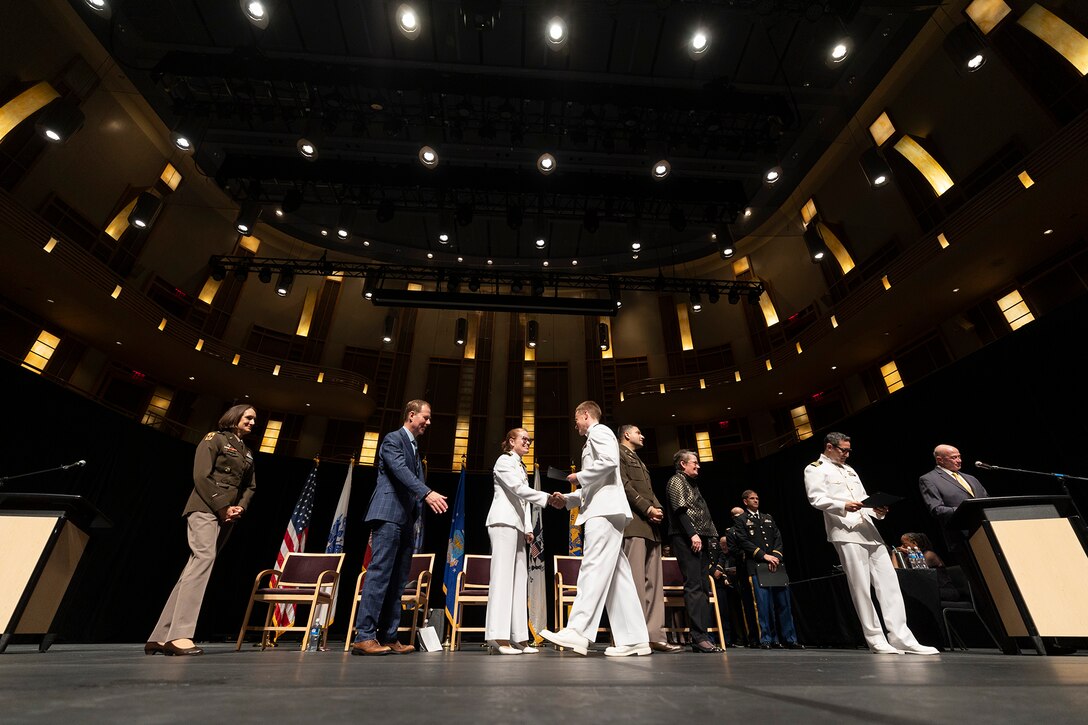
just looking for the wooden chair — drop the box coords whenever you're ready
[449,554,491,651]
[661,556,727,648]
[235,552,344,651]
[343,552,435,651]
[552,555,609,643]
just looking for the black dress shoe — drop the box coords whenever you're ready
[691,641,725,653]
[785,642,805,650]
[759,643,772,650]
[163,641,204,656]
[771,642,784,649]
[746,642,761,649]
[144,642,164,655]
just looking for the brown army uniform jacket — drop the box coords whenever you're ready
[183,431,257,516]
[620,446,663,542]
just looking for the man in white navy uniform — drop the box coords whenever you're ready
[804,432,939,655]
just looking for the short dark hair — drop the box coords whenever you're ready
[673,449,697,471]
[618,424,637,438]
[741,489,757,501]
[903,532,934,551]
[403,399,430,421]
[824,432,850,447]
[218,404,255,433]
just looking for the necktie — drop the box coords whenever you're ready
[952,471,974,496]
[411,439,420,475]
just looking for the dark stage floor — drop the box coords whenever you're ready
[2,643,1087,723]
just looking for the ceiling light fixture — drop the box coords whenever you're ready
[535,237,546,249]
[689,29,710,58]
[234,201,261,234]
[128,192,161,230]
[396,4,421,39]
[84,0,111,16]
[546,17,568,48]
[859,147,892,188]
[240,0,270,29]
[35,98,84,144]
[651,159,672,179]
[418,145,439,169]
[537,152,557,175]
[763,165,783,185]
[828,38,852,64]
[275,269,294,297]
[945,23,988,73]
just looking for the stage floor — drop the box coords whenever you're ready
[2,643,1087,723]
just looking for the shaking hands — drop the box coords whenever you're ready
[548,491,568,509]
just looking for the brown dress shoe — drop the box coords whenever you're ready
[163,641,204,656]
[144,642,164,655]
[382,641,414,655]
[350,640,391,656]
[649,641,684,653]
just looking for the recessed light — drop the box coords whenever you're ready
[1044,229,1053,235]
[115,341,122,345]
[457,256,463,262]
[189,376,195,380]
[953,287,960,293]
[831,365,837,370]
[778,392,783,395]
[543,260,550,267]
[426,252,433,259]
[571,260,578,266]
[321,229,328,236]
[47,298,54,303]
[744,208,752,218]
[305,403,311,407]
[363,240,370,246]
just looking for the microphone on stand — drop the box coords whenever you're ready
[61,460,87,470]
[975,461,993,470]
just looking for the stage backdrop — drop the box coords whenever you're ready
[1,293,1086,643]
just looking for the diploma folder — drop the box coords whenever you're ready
[547,466,570,482]
[755,562,789,587]
[861,492,903,508]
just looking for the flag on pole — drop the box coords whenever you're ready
[568,462,582,556]
[442,467,467,626]
[272,459,320,634]
[319,458,354,626]
[527,466,547,642]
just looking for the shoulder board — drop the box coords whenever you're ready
[204,432,216,441]
[808,460,822,467]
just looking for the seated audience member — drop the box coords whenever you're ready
[897,532,945,568]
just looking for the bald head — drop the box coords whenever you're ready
[730,506,744,518]
[934,444,962,472]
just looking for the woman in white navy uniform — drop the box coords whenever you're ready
[485,428,550,654]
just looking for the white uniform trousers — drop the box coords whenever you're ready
[565,515,649,647]
[485,525,530,642]
[833,541,922,650]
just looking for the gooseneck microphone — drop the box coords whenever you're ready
[975,461,993,470]
[61,460,87,470]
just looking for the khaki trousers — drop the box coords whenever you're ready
[150,511,232,642]
[622,536,666,643]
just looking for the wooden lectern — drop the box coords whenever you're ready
[0,493,110,653]
[951,495,1088,655]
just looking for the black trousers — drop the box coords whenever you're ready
[671,534,713,642]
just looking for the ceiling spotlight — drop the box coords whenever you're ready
[170,121,199,153]
[690,290,703,312]
[455,317,468,345]
[383,314,395,343]
[546,17,568,48]
[275,269,294,297]
[234,201,261,234]
[438,232,450,244]
[258,266,273,284]
[728,289,741,305]
[804,225,827,262]
[281,189,303,215]
[35,98,84,144]
[527,319,538,348]
[537,152,557,175]
[128,192,161,230]
[363,273,379,300]
[418,145,439,169]
[337,206,355,239]
[84,0,111,16]
[598,322,610,351]
[716,224,735,259]
[652,160,672,179]
[689,29,710,58]
[945,23,988,73]
[535,237,546,249]
[859,147,892,189]
[763,165,782,185]
[396,4,421,39]
[828,38,853,65]
[297,117,321,160]
[744,208,753,218]
[241,0,269,29]
[631,241,641,252]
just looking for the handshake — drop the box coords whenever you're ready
[547,491,568,509]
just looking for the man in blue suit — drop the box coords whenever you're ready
[351,400,448,656]
[918,444,988,558]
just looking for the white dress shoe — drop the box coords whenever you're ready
[604,643,652,657]
[902,644,940,656]
[540,629,589,655]
[486,640,522,655]
[870,643,903,654]
[514,642,539,654]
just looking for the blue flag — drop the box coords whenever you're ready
[443,468,467,625]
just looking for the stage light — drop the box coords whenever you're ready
[728,289,741,305]
[537,152,557,175]
[598,323,611,352]
[707,286,720,304]
[461,1,500,30]
[337,206,355,239]
[363,274,378,300]
[35,98,84,143]
[690,290,702,312]
[234,201,260,234]
[233,264,249,281]
[652,160,671,179]
[468,276,480,292]
[210,261,226,281]
[859,147,892,188]
[535,237,546,249]
[527,320,538,348]
[84,0,111,17]
[804,225,827,262]
[128,192,161,229]
[281,189,303,215]
[828,38,852,64]
[418,145,439,169]
[438,232,450,244]
[297,117,321,160]
[511,279,523,293]
[716,224,735,258]
[631,241,641,252]
[455,317,467,345]
[531,278,545,297]
[170,122,198,153]
[764,165,782,185]
[945,23,988,73]
[397,4,421,39]
[546,17,568,48]
[258,266,273,284]
[383,314,395,343]
[689,29,710,58]
[748,288,762,305]
[241,0,269,29]
[275,269,294,297]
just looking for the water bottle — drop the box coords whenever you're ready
[307,622,321,652]
[910,547,926,569]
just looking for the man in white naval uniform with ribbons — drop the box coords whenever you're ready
[804,431,939,656]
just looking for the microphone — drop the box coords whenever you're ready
[62,460,87,470]
[975,461,993,470]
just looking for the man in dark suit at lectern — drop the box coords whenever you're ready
[918,444,988,558]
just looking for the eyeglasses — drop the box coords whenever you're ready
[519,437,533,445]
[832,444,852,455]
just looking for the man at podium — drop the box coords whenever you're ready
[918,444,988,559]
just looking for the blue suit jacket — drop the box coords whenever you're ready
[365,427,431,525]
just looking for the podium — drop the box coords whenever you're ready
[0,493,110,653]
[951,495,1088,654]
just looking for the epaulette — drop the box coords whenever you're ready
[204,432,216,441]
[808,460,822,467]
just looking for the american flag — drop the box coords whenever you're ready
[271,461,320,632]
[527,466,547,641]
